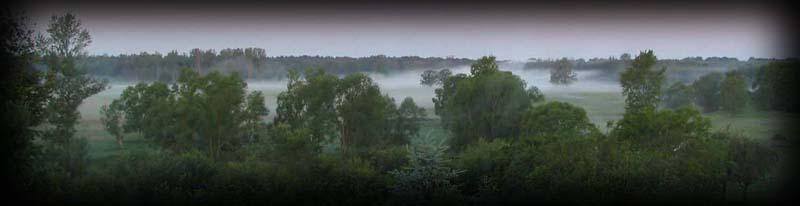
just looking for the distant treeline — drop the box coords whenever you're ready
[74,48,474,81]
[525,54,777,81]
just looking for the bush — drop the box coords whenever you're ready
[519,101,600,141]
[454,138,511,199]
[363,146,410,173]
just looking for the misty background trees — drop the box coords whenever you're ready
[82,51,474,81]
[550,57,577,84]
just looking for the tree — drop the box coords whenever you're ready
[390,97,426,145]
[275,69,414,152]
[172,69,258,160]
[527,86,545,103]
[619,50,665,114]
[274,68,339,146]
[1,10,49,200]
[110,68,267,160]
[36,13,107,177]
[100,102,124,147]
[751,61,799,113]
[720,70,748,114]
[243,91,269,143]
[432,56,534,150]
[620,53,632,61]
[663,82,695,110]
[115,82,173,147]
[519,101,600,141]
[692,72,723,113]
[420,69,453,86]
[336,73,397,151]
[550,58,577,85]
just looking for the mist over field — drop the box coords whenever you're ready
[86,64,625,120]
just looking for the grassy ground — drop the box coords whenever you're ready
[705,106,799,140]
[544,91,626,133]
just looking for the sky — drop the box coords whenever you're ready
[20,1,796,60]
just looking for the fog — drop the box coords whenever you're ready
[99,65,623,117]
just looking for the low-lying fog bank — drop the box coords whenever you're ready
[89,65,626,120]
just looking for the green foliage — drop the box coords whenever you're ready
[720,70,748,114]
[692,72,723,112]
[433,56,534,150]
[527,86,545,103]
[115,82,172,145]
[454,138,511,201]
[612,107,711,150]
[752,61,799,112]
[276,69,421,152]
[550,57,577,84]
[259,123,319,162]
[662,82,695,110]
[619,50,665,113]
[389,97,426,145]
[336,73,398,150]
[726,136,777,200]
[274,68,339,144]
[100,102,124,147]
[363,146,410,173]
[37,12,108,178]
[519,101,600,140]
[389,138,463,204]
[0,11,47,200]
[110,69,267,160]
[243,91,269,143]
[173,69,250,160]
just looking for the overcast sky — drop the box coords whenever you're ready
[21,1,794,60]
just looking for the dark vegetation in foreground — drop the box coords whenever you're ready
[3,12,799,204]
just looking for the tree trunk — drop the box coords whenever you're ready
[117,137,124,148]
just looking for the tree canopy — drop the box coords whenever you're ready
[432,56,539,150]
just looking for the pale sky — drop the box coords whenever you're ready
[22,1,793,60]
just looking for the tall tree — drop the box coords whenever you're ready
[109,69,267,160]
[36,13,107,177]
[720,70,748,114]
[100,102,124,147]
[336,73,397,151]
[692,72,723,113]
[243,91,269,143]
[619,50,665,114]
[432,56,535,150]
[274,68,340,146]
[1,10,48,200]
[389,97,426,145]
